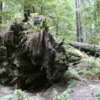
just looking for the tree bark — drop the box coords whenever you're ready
[56,18,59,35]
[0,2,2,24]
[40,0,44,15]
[69,42,100,57]
[0,15,69,90]
[75,0,83,42]
[23,4,35,22]
[24,0,35,17]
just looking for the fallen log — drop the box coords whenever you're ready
[68,42,100,57]
[0,15,69,90]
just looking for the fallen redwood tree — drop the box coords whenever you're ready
[0,15,69,90]
[69,42,100,57]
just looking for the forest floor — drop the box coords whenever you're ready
[0,50,100,100]
[0,78,100,100]
[0,68,100,100]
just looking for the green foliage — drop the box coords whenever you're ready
[66,69,82,80]
[23,15,48,34]
[0,0,100,43]
[79,56,100,77]
[0,45,6,49]
[0,0,75,41]
[81,0,100,44]
[90,84,100,100]
[52,89,70,100]
[0,0,23,23]
[0,89,23,100]
[82,56,100,68]
[35,94,44,100]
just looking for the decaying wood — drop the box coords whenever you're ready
[0,15,69,90]
[69,42,100,57]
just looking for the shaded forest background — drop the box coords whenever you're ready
[0,0,100,44]
[0,0,100,100]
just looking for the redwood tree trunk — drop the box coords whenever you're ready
[0,2,2,24]
[75,0,83,42]
[56,18,59,35]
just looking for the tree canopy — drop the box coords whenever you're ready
[0,0,100,44]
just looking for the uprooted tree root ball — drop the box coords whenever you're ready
[0,15,69,91]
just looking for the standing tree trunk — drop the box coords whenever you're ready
[56,18,59,35]
[40,0,45,15]
[32,6,35,13]
[75,0,83,42]
[41,7,44,15]
[0,2,2,24]
[24,0,35,17]
[24,6,35,17]
[23,4,35,22]
[24,6,31,17]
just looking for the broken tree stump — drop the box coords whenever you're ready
[0,15,69,90]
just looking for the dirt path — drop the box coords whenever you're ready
[71,81,100,100]
[0,86,13,98]
[0,81,100,100]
